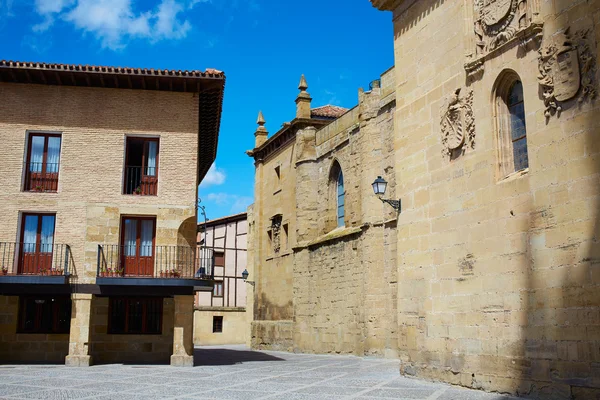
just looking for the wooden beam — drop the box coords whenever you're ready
[8,69,17,82]
[70,72,76,86]
[113,76,119,88]
[85,74,91,86]
[127,75,132,89]
[23,69,32,83]
[99,74,105,88]
[183,79,187,92]
[39,71,47,84]
[155,78,160,90]
[55,71,62,85]
[141,77,146,89]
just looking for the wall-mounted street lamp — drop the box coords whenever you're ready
[372,176,401,212]
[241,269,255,287]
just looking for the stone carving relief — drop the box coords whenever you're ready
[440,89,475,159]
[271,215,282,254]
[467,0,542,80]
[538,27,597,118]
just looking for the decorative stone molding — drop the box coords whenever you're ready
[295,126,317,164]
[538,27,597,118]
[440,89,475,159]
[466,0,542,81]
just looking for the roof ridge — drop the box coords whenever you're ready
[0,60,224,78]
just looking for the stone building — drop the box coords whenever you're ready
[247,70,398,356]
[194,212,250,345]
[248,0,600,397]
[0,60,225,366]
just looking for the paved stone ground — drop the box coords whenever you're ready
[0,345,520,400]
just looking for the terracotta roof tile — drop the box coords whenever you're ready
[0,60,224,78]
[311,104,349,119]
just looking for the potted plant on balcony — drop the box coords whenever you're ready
[116,267,124,277]
[134,186,142,195]
[34,184,44,192]
[39,267,47,276]
[1,266,7,275]
[160,270,165,278]
[173,269,181,278]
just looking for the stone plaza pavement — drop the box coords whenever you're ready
[0,345,520,400]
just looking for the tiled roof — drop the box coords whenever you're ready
[0,60,224,78]
[311,105,349,119]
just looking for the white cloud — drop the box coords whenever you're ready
[200,163,226,188]
[32,0,199,50]
[206,192,231,205]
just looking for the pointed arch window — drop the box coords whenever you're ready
[337,170,345,227]
[495,72,529,178]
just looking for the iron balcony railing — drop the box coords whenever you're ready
[123,166,157,195]
[24,162,60,192]
[0,242,71,276]
[97,244,214,279]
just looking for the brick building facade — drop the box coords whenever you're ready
[0,60,224,366]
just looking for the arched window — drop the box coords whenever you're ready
[495,71,528,178]
[337,170,345,227]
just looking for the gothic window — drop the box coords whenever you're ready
[337,170,345,227]
[495,71,529,178]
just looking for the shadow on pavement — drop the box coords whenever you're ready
[194,347,284,366]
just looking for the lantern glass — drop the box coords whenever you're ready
[372,176,387,196]
[241,269,249,281]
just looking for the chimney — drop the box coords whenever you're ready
[295,74,312,119]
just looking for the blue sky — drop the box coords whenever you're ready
[0,0,393,221]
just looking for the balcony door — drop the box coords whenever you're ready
[25,134,61,192]
[19,214,55,274]
[121,216,155,277]
[124,138,159,195]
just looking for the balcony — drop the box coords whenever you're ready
[23,162,59,192]
[96,245,214,292]
[0,242,71,285]
[123,166,157,195]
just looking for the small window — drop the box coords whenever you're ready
[109,297,162,334]
[214,251,225,267]
[213,281,224,297]
[124,137,159,195]
[495,72,528,178]
[337,170,345,227]
[274,165,281,181]
[24,133,61,192]
[283,223,289,250]
[213,316,223,333]
[18,296,71,334]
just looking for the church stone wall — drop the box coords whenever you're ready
[378,0,600,397]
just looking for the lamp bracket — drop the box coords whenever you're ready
[380,198,401,212]
[244,280,256,287]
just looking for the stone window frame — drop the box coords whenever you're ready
[493,69,529,180]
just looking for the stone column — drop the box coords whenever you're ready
[170,295,194,367]
[65,293,92,367]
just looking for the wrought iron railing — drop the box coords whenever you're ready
[97,244,214,279]
[0,242,70,276]
[123,166,157,195]
[23,162,60,192]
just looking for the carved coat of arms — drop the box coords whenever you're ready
[479,0,514,28]
[538,27,597,118]
[441,89,475,159]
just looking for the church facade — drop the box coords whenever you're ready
[248,0,600,398]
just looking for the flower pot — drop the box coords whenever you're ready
[2,270,7,276]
